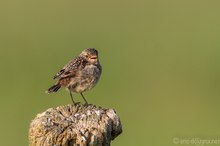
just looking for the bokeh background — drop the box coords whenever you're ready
[0,0,220,145]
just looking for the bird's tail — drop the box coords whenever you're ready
[46,84,61,93]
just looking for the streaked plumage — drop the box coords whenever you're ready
[46,48,102,104]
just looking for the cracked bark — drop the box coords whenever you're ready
[29,103,122,146]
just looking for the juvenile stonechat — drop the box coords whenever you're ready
[46,48,102,104]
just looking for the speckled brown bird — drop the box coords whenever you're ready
[46,48,102,104]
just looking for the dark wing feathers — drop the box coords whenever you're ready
[53,57,86,80]
[53,69,65,79]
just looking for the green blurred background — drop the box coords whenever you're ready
[1,0,220,145]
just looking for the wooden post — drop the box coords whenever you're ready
[29,103,122,146]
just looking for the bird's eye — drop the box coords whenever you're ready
[86,55,89,58]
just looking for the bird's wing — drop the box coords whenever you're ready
[53,57,86,80]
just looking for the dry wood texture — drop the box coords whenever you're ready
[29,103,122,146]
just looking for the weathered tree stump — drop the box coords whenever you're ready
[29,103,122,146]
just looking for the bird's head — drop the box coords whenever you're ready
[80,48,99,63]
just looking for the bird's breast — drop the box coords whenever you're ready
[83,64,101,81]
[68,63,101,93]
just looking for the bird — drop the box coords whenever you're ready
[46,48,102,105]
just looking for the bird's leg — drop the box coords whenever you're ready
[69,91,75,105]
[80,93,88,105]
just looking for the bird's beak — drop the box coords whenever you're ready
[90,56,97,59]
